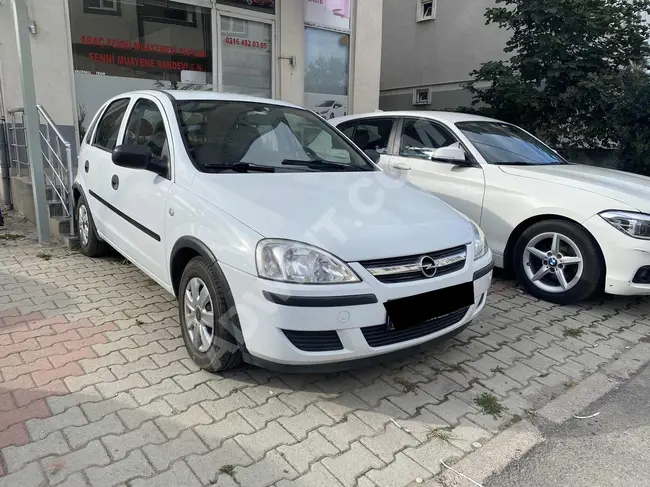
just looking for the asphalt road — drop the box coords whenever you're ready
[486,363,650,487]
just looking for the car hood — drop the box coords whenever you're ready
[191,171,473,262]
[498,164,650,212]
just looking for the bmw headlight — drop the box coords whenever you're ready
[600,211,650,240]
[256,239,360,284]
[471,222,489,260]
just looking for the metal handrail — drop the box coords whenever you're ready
[6,105,75,232]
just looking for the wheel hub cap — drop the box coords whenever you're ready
[522,232,584,294]
[183,277,214,353]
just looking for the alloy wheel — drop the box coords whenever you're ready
[78,204,90,247]
[523,232,584,294]
[183,277,215,353]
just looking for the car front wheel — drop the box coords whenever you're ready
[178,257,242,373]
[513,219,603,304]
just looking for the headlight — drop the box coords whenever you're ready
[256,239,360,284]
[471,222,489,260]
[600,211,650,240]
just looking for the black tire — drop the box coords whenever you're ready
[76,194,107,258]
[513,219,603,304]
[178,257,243,373]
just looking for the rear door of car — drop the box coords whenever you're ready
[82,97,131,238]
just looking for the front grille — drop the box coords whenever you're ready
[362,307,469,348]
[360,245,467,283]
[282,329,343,352]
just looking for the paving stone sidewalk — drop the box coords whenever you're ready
[1,212,649,487]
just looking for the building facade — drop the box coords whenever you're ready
[379,0,507,111]
[0,0,383,154]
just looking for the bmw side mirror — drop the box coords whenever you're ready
[364,149,381,164]
[112,144,167,177]
[432,146,468,165]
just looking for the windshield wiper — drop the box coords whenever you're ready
[202,163,276,173]
[282,159,369,171]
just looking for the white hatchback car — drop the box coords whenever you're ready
[73,91,493,372]
[332,111,650,304]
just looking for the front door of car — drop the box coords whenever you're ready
[389,117,486,224]
[105,96,173,283]
[82,98,131,237]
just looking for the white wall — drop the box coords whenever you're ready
[351,0,382,113]
[0,0,76,127]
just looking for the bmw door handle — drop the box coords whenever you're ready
[111,174,119,190]
[391,162,412,171]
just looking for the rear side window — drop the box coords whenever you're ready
[337,121,356,139]
[93,98,130,152]
[354,119,395,154]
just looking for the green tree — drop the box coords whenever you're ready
[463,0,650,149]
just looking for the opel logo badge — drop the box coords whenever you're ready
[419,256,437,278]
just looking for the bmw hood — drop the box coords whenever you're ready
[499,164,650,212]
[191,171,474,262]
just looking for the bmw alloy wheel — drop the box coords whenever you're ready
[183,277,215,353]
[523,232,584,294]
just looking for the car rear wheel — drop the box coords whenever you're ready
[76,194,107,257]
[179,256,242,373]
[513,219,603,304]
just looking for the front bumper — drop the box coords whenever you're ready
[584,214,650,296]
[220,252,493,369]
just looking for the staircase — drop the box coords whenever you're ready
[6,105,75,239]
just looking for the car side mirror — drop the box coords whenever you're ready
[432,146,468,165]
[112,144,167,177]
[364,149,381,164]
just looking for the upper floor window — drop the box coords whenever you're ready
[417,0,436,22]
[83,0,120,16]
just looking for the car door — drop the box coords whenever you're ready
[104,96,173,283]
[389,117,486,224]
[337,118,398,168]
[81,98,131,237]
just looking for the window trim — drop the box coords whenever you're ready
[92,98,131,153]
[83,0,121,17]
[412,87,431,106]
[416,0,437,22]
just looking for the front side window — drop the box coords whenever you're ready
[93,98,130,151]
[400,118,457,159]
[354,119,395,154]
[175,100,375,173]
[124,99,169,160]
[337,121,356,139]
[456,121,566,165]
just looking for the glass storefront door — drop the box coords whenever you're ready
[217,12,274,98]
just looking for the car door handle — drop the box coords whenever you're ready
[391,163,412,171]
[111,174,119,190]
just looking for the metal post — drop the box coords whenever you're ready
[11,0,50,244]
[0,121,12,208]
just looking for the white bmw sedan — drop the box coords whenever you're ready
[332,111,650,304]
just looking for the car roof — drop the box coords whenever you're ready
[117,90,305,110]
[331,110,501,125]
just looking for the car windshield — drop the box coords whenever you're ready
[455,121,567,165]
[317,101,336,107]
[176,100,374,173]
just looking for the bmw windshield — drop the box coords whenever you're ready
[456,121,567,166]
[176,100,375,173]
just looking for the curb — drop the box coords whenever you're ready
[421,341,650,487]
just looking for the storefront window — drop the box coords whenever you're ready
[217,0,275,15]
[69,0,213,136]
[304,27,349,120]
[219,15,272,97]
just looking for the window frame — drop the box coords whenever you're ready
[92,98,131,153]
[412,87,431,106]
[416,0,436,22]
[397,117,477,164]
[83,0,121,17]
[119,96,173,180]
